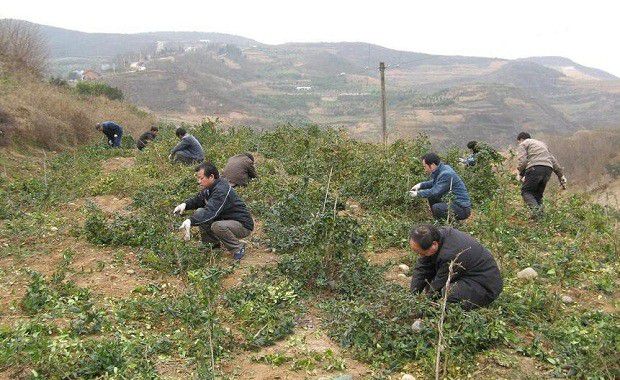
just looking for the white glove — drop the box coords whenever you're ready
[409,189,418,198]
[411,183,422,191]
[458,158,466,163]
[168,154,173,160]
[560,175,567,188]
[173,203,186,215]
[517,174,524,183]
[113,134,118,138]
[179,219,191,241]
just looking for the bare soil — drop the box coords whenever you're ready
[219,307,372,379]
[102,156,135,175]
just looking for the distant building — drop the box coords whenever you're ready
[130,61,147,71]
[156,41,166,53]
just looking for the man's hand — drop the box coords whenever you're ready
[517,173,525,183]
[179,219,191,241]
[113,134,118,138]
[409,189,418,198]
[411,183,422,191]
[173,203,186,215]
[560,175,567,189]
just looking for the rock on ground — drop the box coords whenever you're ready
[517,267,538,280]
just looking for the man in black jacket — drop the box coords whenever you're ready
[173,162,254,260]
[136,126,158,150]
[409,224,503,310]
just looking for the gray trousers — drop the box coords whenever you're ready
[173,152,202,165]
[194,210,251,253]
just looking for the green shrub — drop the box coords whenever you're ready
[75,81,123,100]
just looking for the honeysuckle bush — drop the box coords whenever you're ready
[1,121,618,378]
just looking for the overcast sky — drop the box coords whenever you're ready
[2,0,618,76]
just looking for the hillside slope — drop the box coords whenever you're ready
[0,72,155,151]
[0,123,618,379]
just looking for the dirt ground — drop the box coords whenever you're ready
[102,156,136,175]
[218,307,373,379]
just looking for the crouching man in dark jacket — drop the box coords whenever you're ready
[409,224,503,310]
[173,162,254,260]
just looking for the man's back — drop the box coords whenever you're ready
[172,134,204,161]
[517,138,562,176]
[411,227,502,297]
[222,154,257,187]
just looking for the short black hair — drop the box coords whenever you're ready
[409,224,441,250]
[244,152,255,162]
[195,162,219,179]
[517,132,531,141]
[150,126,159,132]
[421,152,441,166]
[467,140,478,151]
[175,128,187,138]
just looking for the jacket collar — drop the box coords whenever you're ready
[432,163,445,178]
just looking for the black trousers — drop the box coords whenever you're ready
[521,165,553,211]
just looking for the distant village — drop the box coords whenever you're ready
[62,39,374,99]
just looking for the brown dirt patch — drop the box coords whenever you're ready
[366,248,411,288]
[71,195,133,215]
[219,308,372,379]
[102,156,135,175]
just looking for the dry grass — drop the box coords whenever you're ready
[0,72,155,150]
[543,129,620,187]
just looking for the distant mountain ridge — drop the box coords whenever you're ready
[3,19,619,145]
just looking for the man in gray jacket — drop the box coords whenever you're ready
[222,153,258,187]
[409,224,503,310]
[516,132,566,217]
[169,128,204,164]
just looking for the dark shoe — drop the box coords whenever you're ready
[233,245,246,260]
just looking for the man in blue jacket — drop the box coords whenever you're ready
[169,127,205,164]
[96,121,123,147]
[173,162,254,260]
[410,153,472,221]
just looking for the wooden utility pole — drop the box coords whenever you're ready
[379,62,387,145]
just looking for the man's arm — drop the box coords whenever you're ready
[516,143,528,175]
[418,179,434,190]
[189,185,231,226]
[247,162,258,179]
[170,138,190,155]
[417,173,451,199]
[549,153,564,178]
[183,191,204,211]
[410,256,436,293]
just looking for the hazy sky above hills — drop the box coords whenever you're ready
[2,0,618,76]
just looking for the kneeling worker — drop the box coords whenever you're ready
[169,127,205,164]
[410,153,472,221]
[136,126,158,150]
[222,153,258,187]
[173,162,254,260]
[409,224,503,310]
